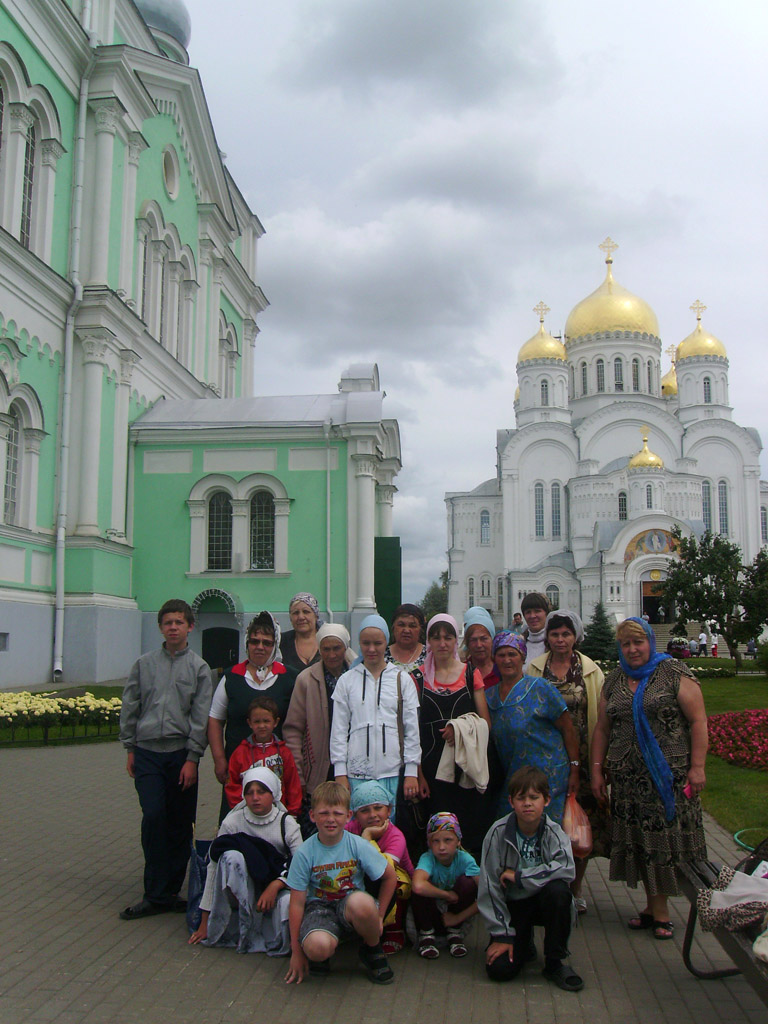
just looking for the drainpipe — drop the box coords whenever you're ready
[324,416,334,623]
[53,3,96,681]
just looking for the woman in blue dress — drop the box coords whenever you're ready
[486,632,580,822]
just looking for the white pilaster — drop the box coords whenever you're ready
[111,350,140,536]
[36,139,65,261]
[89,100,124,285]
[119,133,148,301]
[76,333,110,535]
[353,455,377,611]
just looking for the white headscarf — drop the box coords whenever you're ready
[240,765,282,803]
[316,623,351,648]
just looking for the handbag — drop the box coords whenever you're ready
[562,793,593,859]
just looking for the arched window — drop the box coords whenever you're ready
[647,359,653,393]
[534,482,544,537]
[467,577,475,606]
[540,380,549,406]
[480,509,490,545]
[551,483,561,537]
[497,577,504,612]
[702,481,712,532]
[545,584,560,610]
[614,357,624,391]
[580,362,587,395]
[249,491,275,569]
[207,491,232,571]
[717,480,729,536]
[596,359,605,393]
[761,506,768,545]
[19,120,35,249]
[569,365,575,398]
[703,377,712,404]
[646,483,653,509]
[632,358,640,392]
[3,403,21,524]
[481,576,491,598]
[618,490,627,520]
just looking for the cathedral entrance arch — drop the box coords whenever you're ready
[193,588,244,678]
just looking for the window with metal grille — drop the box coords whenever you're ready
[581,362,587,395]
[497,577,504,612]
[761,507,767,544]
[20,121,35,249]
[3,404,20,524]
[596,359,605,392]
[703,377,712,404]
[540,380,549,406]
[249,491,275,569]
[614,358,624,391]
[551,483,561,537]
[481,576,490,598]
[207,491,232,570]
[141,234,150,322]
[647,359,653,393]
[480,509,490,545]
[467,577,475,605]
[646,484,653,509]
[0,82,5,161]
[545,584,559,610]
[618,491,627,521]
[534,482,544,537]
[632,358,640,392]
[718,480,729,535]
[702,481,712,532]
[158,253,168,346]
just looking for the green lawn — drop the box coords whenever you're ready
[699,677,768,842]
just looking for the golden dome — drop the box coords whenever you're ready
[660,364,678,397]
[629,431,664,469]
[565,239,659,342]
[517,301,566,363]
[676,301,727,360]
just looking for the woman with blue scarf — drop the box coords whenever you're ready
[591,617,708,941]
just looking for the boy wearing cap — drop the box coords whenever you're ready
[119,599,212,920]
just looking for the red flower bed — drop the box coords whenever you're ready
[708,709,768,771]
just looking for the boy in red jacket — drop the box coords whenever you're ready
[226,696,302,815]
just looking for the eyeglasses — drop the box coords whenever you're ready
[247,638,272,648]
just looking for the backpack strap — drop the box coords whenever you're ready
[396,671,405,764]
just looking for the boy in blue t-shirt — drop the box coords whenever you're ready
[411,811,480,959]
[284,781,397,984]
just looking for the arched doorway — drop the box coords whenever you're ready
[192,588,243,679]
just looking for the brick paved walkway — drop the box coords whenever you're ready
[0,741,763,1023]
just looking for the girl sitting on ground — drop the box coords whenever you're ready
[346,780,414,955]
[411,812,480,960]
[189,766,302,955]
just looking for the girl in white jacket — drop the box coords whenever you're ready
[330,614,421,812]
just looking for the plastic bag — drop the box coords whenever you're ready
[562,794,592,859]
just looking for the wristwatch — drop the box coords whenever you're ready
[570,760,580,767]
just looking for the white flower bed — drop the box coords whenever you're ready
[0,691,122,736]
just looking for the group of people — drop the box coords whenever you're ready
[118,590,708,990]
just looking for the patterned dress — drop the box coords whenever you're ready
[486,675,569,823]
[603,660,706,895]
[542,653,611,857]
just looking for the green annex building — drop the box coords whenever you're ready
[0,0,402,687]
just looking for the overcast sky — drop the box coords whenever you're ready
[184,0,768,601]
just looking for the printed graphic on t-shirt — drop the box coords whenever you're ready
[310,858,360,900]
[248,751,284,779]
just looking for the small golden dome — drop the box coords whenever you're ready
[660,364,678,397]
[517,301,566,363]
[514,385,520,402]
[629,431,664,469]
[676,301,726,360]
[565,239,659,342]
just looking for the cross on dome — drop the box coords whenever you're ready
[533,301,550,323]
[690,299,707,321]
[598,237,619,263]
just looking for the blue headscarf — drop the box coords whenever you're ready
[351,614,390,666]
[463,606,496,640]
[617,617,675,821]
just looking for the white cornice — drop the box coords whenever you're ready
[3,0,90,97]
[0,228,73,339]
[130,424,338,444]
[90,46,158,132]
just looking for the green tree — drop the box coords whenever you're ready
[420,570,448,620]
[660,527,767,668]
[581,602,616,662]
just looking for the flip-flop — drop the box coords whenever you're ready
[628,912,654,930]
[653,920,674,941]
[542,962,584,992]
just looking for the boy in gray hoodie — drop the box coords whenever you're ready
[478,765,583,991]
[119,599,212,919]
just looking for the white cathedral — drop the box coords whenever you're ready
[446,240,768,628]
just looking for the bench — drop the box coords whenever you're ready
[677,859,768,1008]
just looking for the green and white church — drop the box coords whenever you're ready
[0,0,402,687]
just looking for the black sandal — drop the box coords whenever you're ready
[628,912,654,930]
[359,943,394,984]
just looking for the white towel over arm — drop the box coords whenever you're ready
[435,712,490,793]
